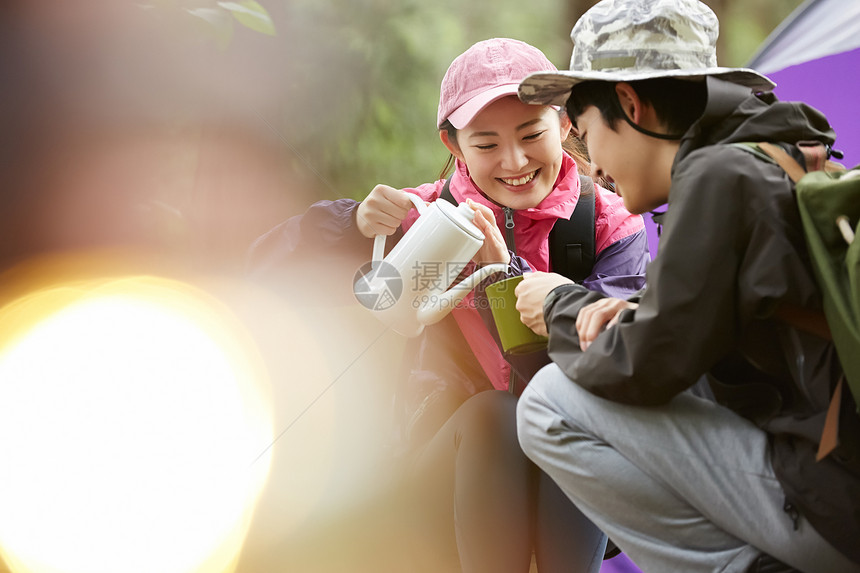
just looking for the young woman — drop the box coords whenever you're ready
[250,38,650,573]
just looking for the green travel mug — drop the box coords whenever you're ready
[485,275,548,354]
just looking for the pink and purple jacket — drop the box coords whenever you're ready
[398,153,648,391]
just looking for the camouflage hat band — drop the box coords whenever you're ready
[588,49,718,72]
[519,0,775,106]
[590,56,637,71]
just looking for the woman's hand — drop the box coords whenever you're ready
[515,272,575,337]
[575,298,638,351]
[467,199,511,266]
[356,185,419,239]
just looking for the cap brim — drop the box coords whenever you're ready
[446,83,521,129]
[518,67,776,107]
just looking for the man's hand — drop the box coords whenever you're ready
[576,298,638,351]
[515,272,575,337]
[467,199,511,266]
[356,185,418,239]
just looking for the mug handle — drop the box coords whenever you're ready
[371,193,428,269]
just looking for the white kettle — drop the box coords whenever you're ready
[353,194,507,337]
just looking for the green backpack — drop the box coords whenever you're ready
[732,141,859,426]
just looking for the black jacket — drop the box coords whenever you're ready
[543,77,860,563]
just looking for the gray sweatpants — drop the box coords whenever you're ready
[516,363,860,573]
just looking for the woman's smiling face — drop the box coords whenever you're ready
[443,96,571,210]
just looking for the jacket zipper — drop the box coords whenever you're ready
[783,499,800,531]
[503,207,516,253]
[503,206,518,394]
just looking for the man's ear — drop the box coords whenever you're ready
[559,111,573,141]
[615,81,664,131]
[439,130,464,161]
[614,82,643,124]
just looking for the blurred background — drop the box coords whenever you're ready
[0,1,825,573]
[0,0,807,277]
[246,0,807,206]
[262,0,807,203]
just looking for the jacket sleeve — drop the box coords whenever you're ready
[582,182,651,298]
[472,218,649,380]
[246,198,384,302]
[581,228,650,298]
[248,199,369,264]
[546,148,754,405]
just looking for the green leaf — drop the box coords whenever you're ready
[216,1,276,36]
[186,7,235,50]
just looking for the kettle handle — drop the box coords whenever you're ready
[415,263,509,326]
[372,193,428,268]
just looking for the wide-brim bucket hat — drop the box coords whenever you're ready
[519,0,775,107]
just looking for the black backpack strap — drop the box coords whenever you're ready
[548,175,596,282]
[442,174,596,281]
[439,177,455,204]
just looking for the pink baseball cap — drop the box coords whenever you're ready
[437,38,558,129]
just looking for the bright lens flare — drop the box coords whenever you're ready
[0,276,274,573]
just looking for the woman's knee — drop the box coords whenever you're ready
[516,384,546,461]
[453,390,519,450]
[516,364,579,457]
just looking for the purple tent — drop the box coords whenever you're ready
[747,0,860,168]
[601,551,641,572]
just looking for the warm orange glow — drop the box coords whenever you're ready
[0,274,274,573]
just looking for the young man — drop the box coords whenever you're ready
[512,1,860,572]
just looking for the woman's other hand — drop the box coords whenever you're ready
[356,185,418,239]
[467,199,511,266]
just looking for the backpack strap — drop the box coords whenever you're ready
[549,175,596,282]
[751,141,844,182]
[733,142,834,339]
[757,142,807,183]
[439,177,454,205]
[731,141,854,460]
[440,175,597,282]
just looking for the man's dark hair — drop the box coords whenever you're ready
[566,78,708,137]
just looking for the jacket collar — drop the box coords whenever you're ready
[448,153,581,221]
[676,76,836,170]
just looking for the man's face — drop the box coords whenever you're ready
[574,104,672,214]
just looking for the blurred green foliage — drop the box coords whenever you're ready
[267,0,803,202]
[272,0,570,200]
[142,0,276,49]
[721,0,808,66]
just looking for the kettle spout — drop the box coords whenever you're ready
[416,263,508,326]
